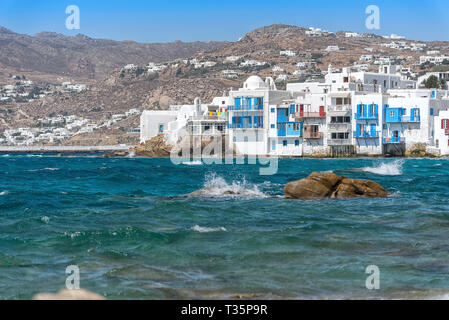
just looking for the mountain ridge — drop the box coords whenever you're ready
[0,26,227,79]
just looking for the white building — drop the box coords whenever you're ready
[140,97,230,145]
[280,50,296,57]
[139,68,449,157]
[325,46,340,52]
[420,55,449,65]
[345,32,360,38]
[434,110,449,155]
[417,72,449,88]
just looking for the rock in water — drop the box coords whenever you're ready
[186,188,240,197]
[284,172,390,200]
[284,172,343,200]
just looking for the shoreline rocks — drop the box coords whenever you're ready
[284,172,390,200]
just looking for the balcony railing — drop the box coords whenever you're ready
[328,105,352,113]
[303,131,323,139]
[327,139,352,146]
[295,111,326,118]
[354,113,378,120]
[227,104,263,111]
[386,115,421,123]
[383,137,406,144]
[228,123,264,129]
[353,131,379,139]
[188,115,226,121]
[328,123,351,132]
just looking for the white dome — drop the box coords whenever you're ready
[243,75,267,90]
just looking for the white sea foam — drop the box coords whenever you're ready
[201,173,266,198]
[182,160,203,166]
[192,225,227,233]
[27,167,60,172]
[0,191,8,196]
[361,160,403,176]
[41,216,50,224]
[127,151,136,158]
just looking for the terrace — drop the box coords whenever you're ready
[383,137,406,144]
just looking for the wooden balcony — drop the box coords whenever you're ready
[295,111,326,119]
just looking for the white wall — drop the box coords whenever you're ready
[140,110,177,143]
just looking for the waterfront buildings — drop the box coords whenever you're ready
[140,65,449,156]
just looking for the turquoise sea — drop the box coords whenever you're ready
[1,155,449,300]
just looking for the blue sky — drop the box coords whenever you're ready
[0,0,448,42]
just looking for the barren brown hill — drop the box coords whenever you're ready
[0,26,226,80]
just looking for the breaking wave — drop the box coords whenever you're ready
[126,151,136,158]
[26,168,60,172]
[202,173,267,198]
[0,191,8,196]
[182,160,203,166]
[191,225,227,233]
[361,160,403,176]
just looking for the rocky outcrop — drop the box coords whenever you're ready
[105,134,172,158]
[405,143,441,158]
[131,134,172,157]
[284,172,390,200]
[107,134,236,158]
[33,289,105,300]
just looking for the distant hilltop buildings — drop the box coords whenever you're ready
[141,64,449,157]
[0,108,141,146]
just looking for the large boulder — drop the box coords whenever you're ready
[284,172,342,200]
[284,172,390,200]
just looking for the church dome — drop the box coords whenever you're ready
[243,75,267,90]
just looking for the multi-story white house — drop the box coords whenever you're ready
[434,110,449,155]
[227,76,296,156]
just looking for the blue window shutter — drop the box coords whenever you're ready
[235,98,241,107]
[375,104,378,116]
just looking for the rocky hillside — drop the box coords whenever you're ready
[0,26,225,80]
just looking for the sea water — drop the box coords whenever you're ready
[1,155,449,299]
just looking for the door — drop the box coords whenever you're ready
[370,124,377,137]
[319,106,325,117]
